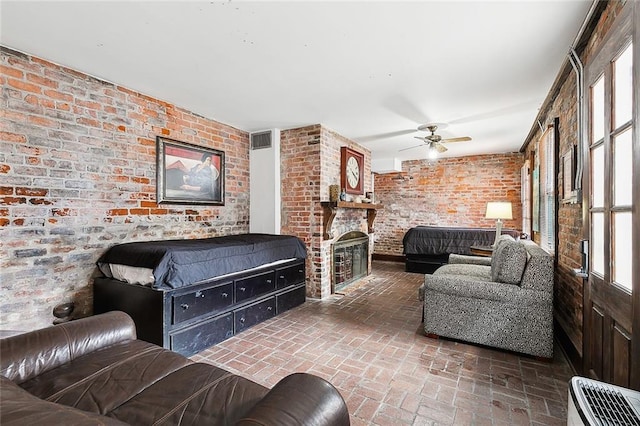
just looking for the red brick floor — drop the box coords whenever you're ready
[192,261,574,425]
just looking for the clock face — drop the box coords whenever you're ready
[346,156,360,188]
[341,147,363,195]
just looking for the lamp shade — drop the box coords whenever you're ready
[485,202,513,220]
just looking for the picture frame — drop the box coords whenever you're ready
[156,136,225,205]
[340,146,365,195]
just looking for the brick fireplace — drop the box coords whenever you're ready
[332,231,369,292]
[280,124,374,299]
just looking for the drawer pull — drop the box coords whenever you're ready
[266,279,272,284]
[239,287,246,292]
[298,269,303,273]
[221,292,228,298]
[267,306,273,311]
[239,317,245,323]
[181,304,189,310]
[279,275,285,279]
[195,291,205,298]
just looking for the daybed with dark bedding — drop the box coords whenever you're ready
[94,233,308,356]
[403,226,519,274]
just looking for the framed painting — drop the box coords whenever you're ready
[156,136,225,205]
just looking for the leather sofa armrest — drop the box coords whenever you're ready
[1,311,136,384]
[235,373,350,426]
[448,254,492,266]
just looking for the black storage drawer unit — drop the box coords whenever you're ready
[277,284,306,313]
[235,271,276,303]
[276,263,306,289]
[171,313,234,356]
[94,259,306,357]
[172,282,233,323]
[235,297,276,333]
[405,254,450,274]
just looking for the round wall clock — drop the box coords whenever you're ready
[340,147,365,195]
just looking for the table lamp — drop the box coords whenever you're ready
[485,202,513,247]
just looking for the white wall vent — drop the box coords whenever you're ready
[250,129,281,234]
[250,130,272,150]
[568,376,640,425]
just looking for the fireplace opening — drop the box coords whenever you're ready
[332,231,369,292]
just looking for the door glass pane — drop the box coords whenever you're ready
[592,75,605,142]
[592,145,605,208]
[614,128,632,206]
[592,212,605,276]
[613,212,632,292]
[614,43,633,128]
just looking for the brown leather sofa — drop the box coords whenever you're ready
[0,311,350,425]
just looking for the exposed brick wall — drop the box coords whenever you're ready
[373,154,524,256]
[524,71,585,353]
[280,125,321,296]
[281,125,371,298]
[521,0,626,358]
[0,48,250,331]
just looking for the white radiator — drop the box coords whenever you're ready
[568,376,640,425]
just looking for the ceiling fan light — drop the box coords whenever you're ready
[427,145,438,159]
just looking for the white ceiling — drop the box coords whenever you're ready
[1,1,593,167]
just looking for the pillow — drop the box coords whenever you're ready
[490,234,517,269]
[490,240,527,284]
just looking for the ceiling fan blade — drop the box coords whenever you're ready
[434,142,448,153]
[399,143,426,152]
[357,128,416,143]
[441,136,472,143]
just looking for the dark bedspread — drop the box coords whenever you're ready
[97,233,307,290]
[403,226,519,255]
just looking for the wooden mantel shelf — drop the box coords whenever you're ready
[320,201,383,240]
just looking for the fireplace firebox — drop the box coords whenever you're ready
[332,231,369,292]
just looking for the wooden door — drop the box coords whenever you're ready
[583,2,639,390]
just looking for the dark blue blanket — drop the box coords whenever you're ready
[97,233,307,290]
[403,226,519,255]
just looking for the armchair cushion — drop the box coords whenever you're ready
[448,254,492,266]
[490,240,527,284]
[434,263,491,281]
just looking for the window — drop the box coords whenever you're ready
[589,42,633,292]
[538,125,556,254]
[521,160,531,235]
[582,0,636,389]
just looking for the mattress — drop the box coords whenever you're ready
[402,226,519,255]
[97,233,307,290]
[102,258,296,287]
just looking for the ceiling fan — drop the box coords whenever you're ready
[400,124,472,158]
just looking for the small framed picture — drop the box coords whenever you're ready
[156,136,225,205]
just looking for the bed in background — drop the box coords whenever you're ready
[403,226,520,274]
[94,233,308,356]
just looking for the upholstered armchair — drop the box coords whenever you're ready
[419,238,554,358]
